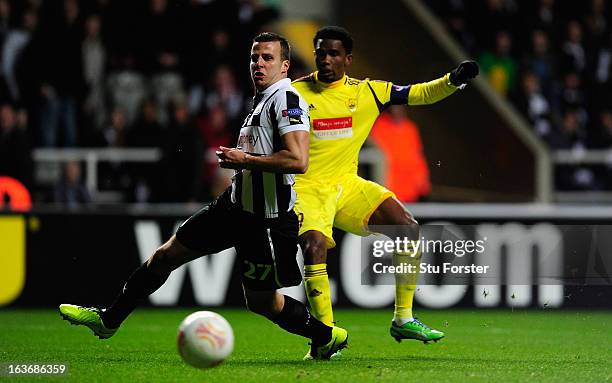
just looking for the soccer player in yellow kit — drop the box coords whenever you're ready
[292,26,479,358]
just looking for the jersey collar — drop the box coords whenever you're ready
[257,78,291,96]
[314,72,347,89]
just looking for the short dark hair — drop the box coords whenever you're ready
[313,26,353,54]
[253,32,291,61]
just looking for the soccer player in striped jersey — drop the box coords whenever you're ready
[58,32,348,360]
[292,26,478,356]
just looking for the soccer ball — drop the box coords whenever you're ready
[177,311,234,368]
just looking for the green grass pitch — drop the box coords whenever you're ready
[0,308,610,382]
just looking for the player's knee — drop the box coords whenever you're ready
[396,209,419,237]
[393,207,415,225]
[300,233,327,265]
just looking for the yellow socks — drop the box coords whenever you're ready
[303,251,420,326]
[303,263,334,327]
[393,249,421,323]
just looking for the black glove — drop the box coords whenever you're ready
[449,60,479,86]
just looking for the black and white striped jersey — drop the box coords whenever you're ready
[231,78,310,218]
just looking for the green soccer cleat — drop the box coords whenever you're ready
[306,326,348,360]
[59,304,117,339]
[390,318,444,344]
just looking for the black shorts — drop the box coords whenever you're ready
[175,188,302,291]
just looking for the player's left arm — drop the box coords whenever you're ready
[387,60,480,106]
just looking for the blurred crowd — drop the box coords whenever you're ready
[431,0,612,191]
[0,0,304,204]
[5,0,610,207]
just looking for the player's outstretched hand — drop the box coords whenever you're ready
[449,60,479,86]
[217,146,249,170]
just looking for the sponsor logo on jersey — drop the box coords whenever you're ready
[282,108,303,117]
[312,117,353,139]
[308,103,317,111]
[237,133,260,149]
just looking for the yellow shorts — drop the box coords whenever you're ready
[293,174,395,248]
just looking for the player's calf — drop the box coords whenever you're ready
[243,289,284,320]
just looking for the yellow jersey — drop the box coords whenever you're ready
[292,71,458,181]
